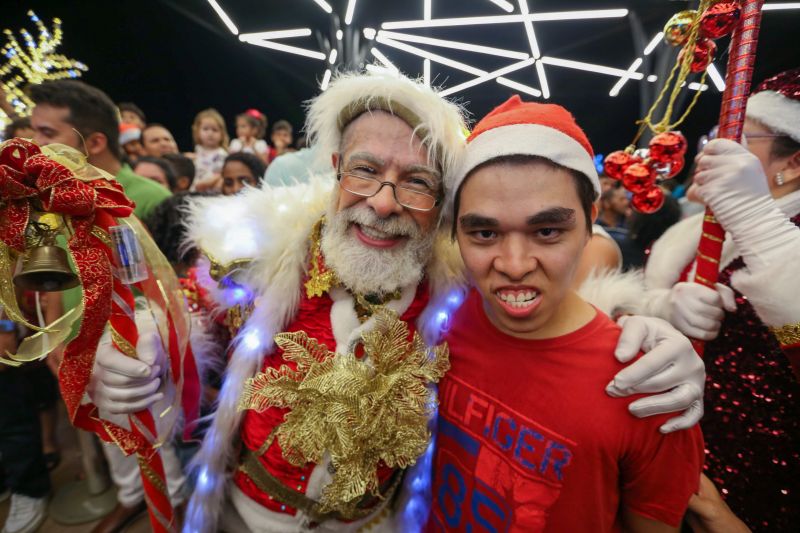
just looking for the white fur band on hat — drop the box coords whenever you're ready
[746,90,800,143]
[304,71,468,192]
[119,127,141,145]
[453,123,601,197]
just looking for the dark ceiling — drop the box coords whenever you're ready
[3,1,798,166]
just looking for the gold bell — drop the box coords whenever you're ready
[14,245,80,292]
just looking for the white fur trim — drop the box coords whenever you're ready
[645,214,705,290]
[185,175,335,312]
[730,263,800,327]
[304,71,468,192]
[747,90,800,143]
[576,269,646,316]
[119,127,141,145]
[453,123,600,197]
[644,189,800,328]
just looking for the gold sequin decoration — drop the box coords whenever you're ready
[304,217,339,299]
[770,322,800,348]
[226,302,254,339]
[238,308,450,517]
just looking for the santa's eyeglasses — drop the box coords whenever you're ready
[336,159,442,212]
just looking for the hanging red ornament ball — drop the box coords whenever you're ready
[649,131,688,162]
[678,37,717,73]
[603,150,640,180]
[631,187,666,214]
[699,2,741,39]
[622,163,657,194]
[654,154,686,179]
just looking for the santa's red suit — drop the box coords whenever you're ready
[643,70,800,531]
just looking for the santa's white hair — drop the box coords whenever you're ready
[304,70,469,192]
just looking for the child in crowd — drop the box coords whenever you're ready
[430,96,704,532]
[190,108,228,192]
[229,108,269,164]
[269,119,294,159]
[163,152,196,192]
[119,122,146,165]
[221,152,265,196]
[118,101,146,129]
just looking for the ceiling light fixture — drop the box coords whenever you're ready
[488,0,515,13]
[320,68,332,89]
[541,56,643,79]
[382,9,628,30]
[313,0,333,14]
[238,28,312,41]
[241,38,326,60]
[643,32,664,55]
[207,0,238,34]
[345,0,358,25]
[439,57,536,96]
[377,30,529,59]
[706,63,726,91]
[762,2,800,10]
[609,57,643,96]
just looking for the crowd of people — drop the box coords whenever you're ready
[0,65,796,533]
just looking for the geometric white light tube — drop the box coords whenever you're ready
[540,56,644,79]
[207,0,238,34]
[238,28,312,40]
[241,38,327,60]
[377,30,530,60]
[440,57,537,96]
[382,9,629,30]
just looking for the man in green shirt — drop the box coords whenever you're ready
[28,80,171,219]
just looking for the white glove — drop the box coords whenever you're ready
[695,139,800,271]
[607,315,705,433]
[88,327,166,415]
[667,282,737,341]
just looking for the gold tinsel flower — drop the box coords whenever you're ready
[239,308,449,516]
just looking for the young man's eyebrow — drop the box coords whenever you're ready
[526,207,576,226]
[459,213,499,229]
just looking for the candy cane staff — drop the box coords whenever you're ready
[0,138,201,533]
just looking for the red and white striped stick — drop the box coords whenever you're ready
[692,0,765,355]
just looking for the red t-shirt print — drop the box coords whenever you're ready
[428,289,704,533]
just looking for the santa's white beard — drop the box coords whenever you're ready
[321,203,436,296]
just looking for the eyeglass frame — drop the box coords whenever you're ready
[698,125,788,152]
[335,156,443,212]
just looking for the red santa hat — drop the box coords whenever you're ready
[746,68,800,143]
[119,123,141,145]
[452,95,600,199]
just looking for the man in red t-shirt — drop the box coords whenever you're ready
[429,96,705,532]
